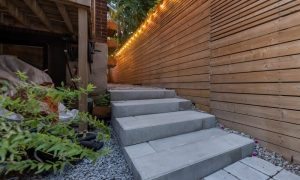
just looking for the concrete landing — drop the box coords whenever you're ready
[114,111,216,146]
[124,128,254,180]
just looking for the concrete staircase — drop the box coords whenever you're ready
[110,88,254,180]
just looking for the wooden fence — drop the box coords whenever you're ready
[112,0,300,163]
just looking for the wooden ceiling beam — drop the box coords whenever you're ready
[23,0,53,32]
[50,0,91,8]
[55,2,74,34]
[0,0,30,27]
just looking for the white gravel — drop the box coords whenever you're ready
[43,129,133,180]
[218,123,300,176]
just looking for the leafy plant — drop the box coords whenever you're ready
[94,93,111,107]
[0,72,110,177]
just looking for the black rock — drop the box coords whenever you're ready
[79,140,104,151]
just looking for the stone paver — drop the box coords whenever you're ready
[205,157,300,180]
[224,161,269,180]
[204,170,238,180]
[241,157,282,176]
[273,169,300,180]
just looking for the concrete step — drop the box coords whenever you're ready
[114,111,216,146]
[110,89,176,101]
[112,98,192,118]
[124,128,254,180]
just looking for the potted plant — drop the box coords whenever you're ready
[93,92,111,120]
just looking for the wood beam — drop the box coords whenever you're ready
[0,0,30,27]
[55,2,74,34]
[78,8,89,112]
[23,0,53,32]
[50,0,91,8]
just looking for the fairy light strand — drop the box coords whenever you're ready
[115,0,168,56]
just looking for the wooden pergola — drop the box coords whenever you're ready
[0,0,91,111]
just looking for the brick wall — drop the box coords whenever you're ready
[94,0,107,43]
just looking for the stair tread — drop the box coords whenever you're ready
[112,98,192,118]
[110,89,177,101]
[116,111,214,130]
[112,98,189,106]
[125,128,254,180]
[110,89,175,92]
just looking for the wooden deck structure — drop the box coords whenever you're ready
[0,0,91,111]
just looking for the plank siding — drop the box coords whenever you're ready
[112,0,300,162]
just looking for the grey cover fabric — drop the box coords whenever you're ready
[0,55,52,94]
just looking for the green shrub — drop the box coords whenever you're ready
[94,93,111,107]
[0,72,110,176]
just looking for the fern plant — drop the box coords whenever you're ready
[0,72,110,177]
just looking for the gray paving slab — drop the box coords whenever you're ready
[126,133,254,180]
[273,169,300,180]
[149,128,227,152]
[204,170,238,180]
[112,98,192,118]
[224,161,269,180]
[115,111,216,146]
[110,89,176,101]
[124,143,156,159]
[241,157,282,176]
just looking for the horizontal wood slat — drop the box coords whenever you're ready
[112,0,300,162]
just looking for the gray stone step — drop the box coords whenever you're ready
[124,128,254,180]
[112,98,192,118]
[110,89,176,101]
[113,111,216,146]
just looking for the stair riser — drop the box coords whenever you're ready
[127,143,254,180]
[115,117,216,146]
[112,101,192,118]
[110,90,176,101]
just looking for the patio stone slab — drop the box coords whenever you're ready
[204,170,238,180]
[273,169,300,180]
[224,161,269,180]
[240,157,282,176]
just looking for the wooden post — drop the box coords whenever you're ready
[78,8,89,131]
[0,43,3,54]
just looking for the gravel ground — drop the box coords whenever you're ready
[218,123,300,176]
[43,129,133,180]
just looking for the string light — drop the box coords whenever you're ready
[115,0,169,56]
[160,3,165,10]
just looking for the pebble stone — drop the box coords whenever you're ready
[218,124,300,176]
[42,129,134,180]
